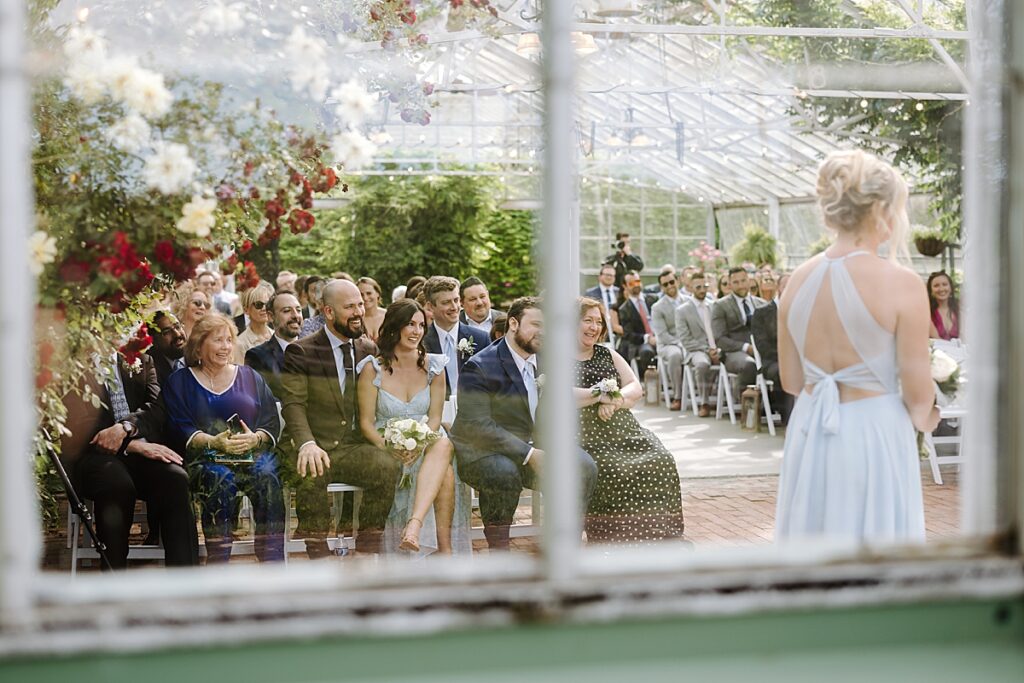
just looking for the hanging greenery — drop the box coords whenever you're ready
[733,0,966,242]
[730,223,780,268]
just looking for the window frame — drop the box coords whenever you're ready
[1,0,1021,656]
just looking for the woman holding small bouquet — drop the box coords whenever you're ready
[357,299,472,556]
[575,297,686,544]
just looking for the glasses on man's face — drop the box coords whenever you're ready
[158,322,185,335]
[191,299,211,309]
[251,301,268,311]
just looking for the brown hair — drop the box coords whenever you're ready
[422,275,460,306]
[375,299,428,374]
[577,297,607,343]
[184,315,236,367]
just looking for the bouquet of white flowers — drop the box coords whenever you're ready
[918,345,963,458]
[591,377,623,401]
[379,417,441,488]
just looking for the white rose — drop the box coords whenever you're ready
[64,62,107,104]
[930,349,958,383]
[101,55,140,102]
[403,438,417,452]
[176,195,217,238]
[104,113,151,153]
[331,79,376,127]
[28,230,58,276]
[330,131,377,171]
[144,142,196,194]
[63,26,107,64]
[120,68,172,119]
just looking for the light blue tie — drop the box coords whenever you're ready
[444,333,459,393]
[522,361,538,421]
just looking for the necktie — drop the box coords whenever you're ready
[701,303,716,348]
[603,288,612,309]
[522,360,538,421]
[340,342,356,429]
[172,358,186,372]
[107,366,131,421]
[444,333,459,393]
[636,299,654,336]
[742,299,752,326]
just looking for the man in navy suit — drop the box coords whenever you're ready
[616,271,658,372]
[452,297,598,551]
[422,276,490,402]
[246,291,303,401]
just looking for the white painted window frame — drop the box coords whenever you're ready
[1,0,1021,656]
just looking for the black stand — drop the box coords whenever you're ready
[47,445,113,572]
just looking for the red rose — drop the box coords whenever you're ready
[239,239,254,254]
[243,161,255,177]
[287,209,315,234]
[154,240,175,264]
[59,256,92,283]
[35,368,53,390]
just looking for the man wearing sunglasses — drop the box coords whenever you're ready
[234,281,275,364]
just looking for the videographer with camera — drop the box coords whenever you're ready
[604,232,645,289]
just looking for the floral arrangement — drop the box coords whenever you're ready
[379,418,441,489]
[688,241,728,271]
[457,337,477,357]
[918,345,962,459]
[591,378,623,401]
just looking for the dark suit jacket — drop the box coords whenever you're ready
[583,284,620,310]
[751,300,779,365]
[233,314,247,335]
[451,338,534,468]
[711,294,768,354]
[60,356,160,470]
[146,349,181,387]
[615,294,658,350]
[423,322,490,398]
[280,328,378,454]
[246,335,288,401]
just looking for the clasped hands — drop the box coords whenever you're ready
[597,391,624,422]
[208,421,262,455]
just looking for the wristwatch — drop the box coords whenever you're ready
[116,421,139,457]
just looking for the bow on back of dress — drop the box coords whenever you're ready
[786,251,899,434]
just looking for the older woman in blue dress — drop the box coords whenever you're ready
[163,315,286,562]
[357,299,471,555]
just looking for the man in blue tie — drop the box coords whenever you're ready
[711,267,767,394]
[452,297,598,551]
[422,276,490,406]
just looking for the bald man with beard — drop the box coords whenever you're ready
[280,279,401,558]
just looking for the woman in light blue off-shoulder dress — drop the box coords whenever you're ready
[357,299,471,557]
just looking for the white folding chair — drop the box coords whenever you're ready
[922,406,966,485]
[750,335,780,436]
[657,356,674,409]
[679,349,700,417]
[715,363,739,424]
[69,500,164,575]
[326,482,363,554]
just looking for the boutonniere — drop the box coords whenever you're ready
[457,337,476,358]
[536,373,546,396]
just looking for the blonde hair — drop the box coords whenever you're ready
[184,315,236,367]
[174,282,209,321]
[816,149,910,262]
[240,281,274,310]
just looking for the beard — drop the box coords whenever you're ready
[332,317,364,340]
[514,328,541,355]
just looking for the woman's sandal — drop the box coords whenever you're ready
[399,517,423,552]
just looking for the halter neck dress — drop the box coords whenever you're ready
[775,251,925,543]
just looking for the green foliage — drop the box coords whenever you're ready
[279,174,538,304]
[735,0,966,242]
[730,223,779,268]
[474,210,538,306]
[912,224,944,241]
[809,234,834,256]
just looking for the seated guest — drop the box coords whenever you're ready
[676,273,721,417]
[650,270,687,410]
[147,311,187,385]
[711,267,766,394]
[575,298,685,543]
[405,275,427,302]
[927,271,961,340]
[276,270,297,293]
[357,276,387,342]
[357,300,472,555]
[759,275,777,303]
[717,273,731,299]
[490,313,507,343]
[280,279,400,558]
[295,275,310,317]
[246,291,303,401]
[215,273,242,317]
[584,263,620,314]
[751,273,792,424]
[452,297,597,550]
[234,281,275,364]
[298,276,327,339]
[459,276,502,334]
[331,271,355,282]
[422,276,490,404]
[65,347,198,569]
[391,284,407,303]
[163,316,285,563]
[196,270,231,316]
[614,271,657,374]
[174,285,211,339]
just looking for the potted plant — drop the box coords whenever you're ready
[912,224,947,257]
[730,223,779,269]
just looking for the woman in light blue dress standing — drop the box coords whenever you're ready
[776,149,940,544]
[357,299,472,556]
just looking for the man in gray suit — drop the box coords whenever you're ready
[650,270,687,410]
[711,267,767,397]
[676,273,721,417]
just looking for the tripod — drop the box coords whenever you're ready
[47,445,113,572]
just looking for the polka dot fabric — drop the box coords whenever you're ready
[576,344,686,544]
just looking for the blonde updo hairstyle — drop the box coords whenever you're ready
[816,149,910,262]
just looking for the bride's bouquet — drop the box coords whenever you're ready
[918,345,962,458]
[591,377,623,401]
[379,417,441,488]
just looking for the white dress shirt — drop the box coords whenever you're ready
[464,313,493,335]
[275,334,291,354]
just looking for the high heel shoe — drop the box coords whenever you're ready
[399,517,423,552]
